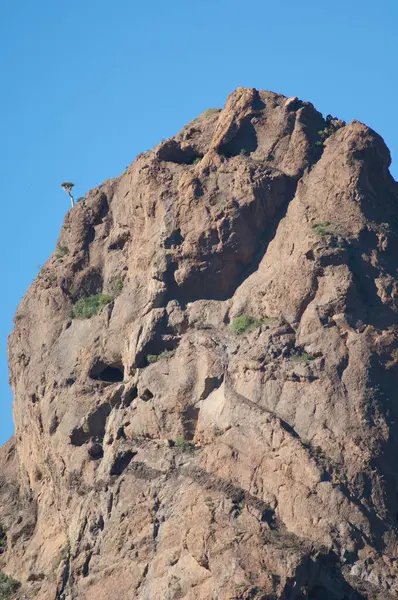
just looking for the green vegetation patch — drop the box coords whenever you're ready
[291,351,314,362]
[316,114,345,146]
[302,439,326,460]
[312,221,338,237]
[110,277,124,297]
[174,435,196,452]
[204,108,220,118]
[70,293,112,319]
[230,315,263,335]
[146,350,176,364]
[0,571,21,600]
[39,267,57,283]
[55,244,69,259]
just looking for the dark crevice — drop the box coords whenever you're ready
[153,519,160,540]
[141,337,180,367]
[70,403,112,446]
[156,258,180,308]
[108,230,130,251]
[116,427,126,440]
[135,312,181,367]
[140,389,154,402]
[219,116,258,157]
[92,193,109,225]
[123,386,138,407]
[200,375,223,400]
[82,552,92,577]
[231,176,299,296]
[49,414,60,435]
[70,427,89,447]
[164,228,184,249]
[157,140,203,165]
[181,406,200,441]
[71,268,103,301]
[90,361,124,383]
[86,225,96,246]
[294,273,320,322]
[88,442,103,460]
[56,551,71,600]
[110,450,136,476]
[251,92,266,112]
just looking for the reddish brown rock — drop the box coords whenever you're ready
[1,88,398,599]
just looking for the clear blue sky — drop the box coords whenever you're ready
[1,0,397,445]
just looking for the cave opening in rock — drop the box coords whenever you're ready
[164,228,184,249]
[219,117,258,157]
[156,140,203,165]
[90,361,124,383]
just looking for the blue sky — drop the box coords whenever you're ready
[1,0,397,445]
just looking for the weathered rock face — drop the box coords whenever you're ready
[1,87,398,599]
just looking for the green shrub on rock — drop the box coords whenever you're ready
[230,315,262,335]
[0,571,20,599]
[55,245,69,259]
[312,222,337,236]
[146,350,175,364]
[204,108,220,118]
[70,294,112,319]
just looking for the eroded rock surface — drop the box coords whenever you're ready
[1,87,398,599]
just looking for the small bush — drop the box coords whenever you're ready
[39,267,57,283]
[0,571,20,599]
[174,436,195,452]
[192,157,201,165]
[147,350,175,364]
[230,315,262,335]
[76,196,85,203]
[291,351,314,362]
[204,108,220,118]
[239,148,249,157]
[312,222,337,236]
[302,439,326,460]
[316,115,345,146]
[147,354,159,364]
[70,294,112,319]
[313,445,326,459]
[55,244,69,259]
[110,277,124,297]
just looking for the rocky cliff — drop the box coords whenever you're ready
[1,87,398,600]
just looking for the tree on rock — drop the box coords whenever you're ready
[61,182,75,207]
